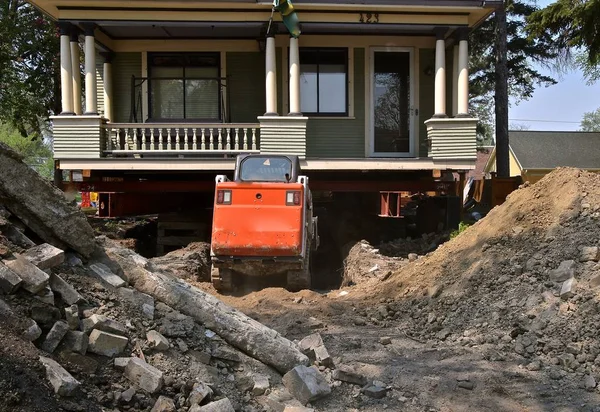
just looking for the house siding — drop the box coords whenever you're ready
[95,50,105,116]
[306,47,365,158]
[226,52,265,123]
[113,52,142,123]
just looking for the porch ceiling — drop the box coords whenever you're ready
[77,21,462,40]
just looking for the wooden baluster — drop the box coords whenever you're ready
[201,128,206,151]
[176,128,181,150]
[243,128,248,150]
[226,128,232,151]
[150,128,155,151]
[141,128,146,150]
[209,129,214,150]
[234,128,240,151]
[124,128,129,151]
[251,128,257,150]
[218,128,223,150]
[193,128,198,151]
[167,128,172,151]
[185,128,190,150]
[159,128,163,150]
[106,127,112,151]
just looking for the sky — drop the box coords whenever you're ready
[508,0,600,131]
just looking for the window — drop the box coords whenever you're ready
[240,156,293,182]
[149,53,220,121]
[300,48,348,116]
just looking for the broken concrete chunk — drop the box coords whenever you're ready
[124,357,164,394]
[379,336,392,345]
[212,346,241,362]
[41,320,70,353]
[23,243,65,270]
[121,386,136,403]
[252,374,270,396]
[581,246,600,262]
[298,333,324,355]
[60,330,88,355]
[82,314,128,336]
[282,365,331,405]
[0,262,22,294]
[549,260,576,282]
[195,398,235,412]
[114,357,132,370]
[151,396,176,412]
[88,329,128,357]
[1,223,35,249]
[22,319,42,342]
[39,356,80,396]
[89,263,126,288]
[49,274,84,305]
[561,278,577,299]
[314,345,334,368]
[147,330,170,351]
[332,365,367,386]
[361,382,388,399]
[65,304,79,330]
[187,381,213,406]
[283,407,315,412]
[118,287,155,320]
[57,351,99,374]
[4,255,49,294]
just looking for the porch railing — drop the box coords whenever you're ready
[103,123,260,156]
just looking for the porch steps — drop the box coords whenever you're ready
[156,213,208,256]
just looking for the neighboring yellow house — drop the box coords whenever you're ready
[485,131,600,183]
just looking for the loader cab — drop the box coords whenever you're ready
[233,154,301,183]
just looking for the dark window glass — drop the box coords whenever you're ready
[240,156,293,182]
[149,53,220,121]
[299,48,347,115]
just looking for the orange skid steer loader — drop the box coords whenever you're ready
[210,154,319,292]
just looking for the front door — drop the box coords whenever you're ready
[370,48,414,157]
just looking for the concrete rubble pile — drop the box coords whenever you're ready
[0,143,344,411]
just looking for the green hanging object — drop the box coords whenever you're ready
[273,0,301,38]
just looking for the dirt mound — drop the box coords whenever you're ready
[149,241,211,281]
[349,168,600,376]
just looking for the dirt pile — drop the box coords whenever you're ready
[347,168,600,382]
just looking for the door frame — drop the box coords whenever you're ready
[368,46,416,158]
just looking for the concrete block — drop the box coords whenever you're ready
[549,260,576,282]
[124,357,164,394]
[114,357,132,370]
[22,319,42,342]
[82,314,128,336]
[282,365,331,405]
[39,356,80,396]
[147,330,170,351]
[64,304,79,330]
[581,246,600,262]
[23,243,65,270]
[314,345,334,368]
[561,278,577,299]
[252,374,270,396]
[34,285,54,305]
[89,263,126,288]
[41,320,70,353]
[195,398,235,412]
[60,330,88,355]
[298,333,323,355]
[187,382,213,406]
[332,365,367,386]
[0,262,22,294]
[4,255,49,294]
[49,274,84,305]
[88,329,128,357]
[151,396,176,412]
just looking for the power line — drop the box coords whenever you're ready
[509,118,580,124]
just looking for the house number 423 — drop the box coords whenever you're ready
[359,12,380,23]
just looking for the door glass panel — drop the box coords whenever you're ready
[151,67,184,119]
[373,51,410,153]
[185,66,219,119]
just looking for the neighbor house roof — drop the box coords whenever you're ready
[467,146,494,180]
[509,131,600,170]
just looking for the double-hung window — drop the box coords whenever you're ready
[299,48,348,116]
[149,53,220,121]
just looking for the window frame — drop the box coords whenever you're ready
[147,52,221,122]
[298,47,349,117]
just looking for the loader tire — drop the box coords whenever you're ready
[286,247,312,292]
[211,266,233,293]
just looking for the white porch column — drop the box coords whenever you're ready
[83,24,98,114]
[59,24,74,114]
[265,35,278,116]
[433,28,447,117]
[102,52,114,121]
[452,45,459,117]
[70,31,82,115]
[288,36,301,116]
[457,30,470,117]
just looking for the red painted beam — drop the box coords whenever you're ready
[309,180,456,193]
